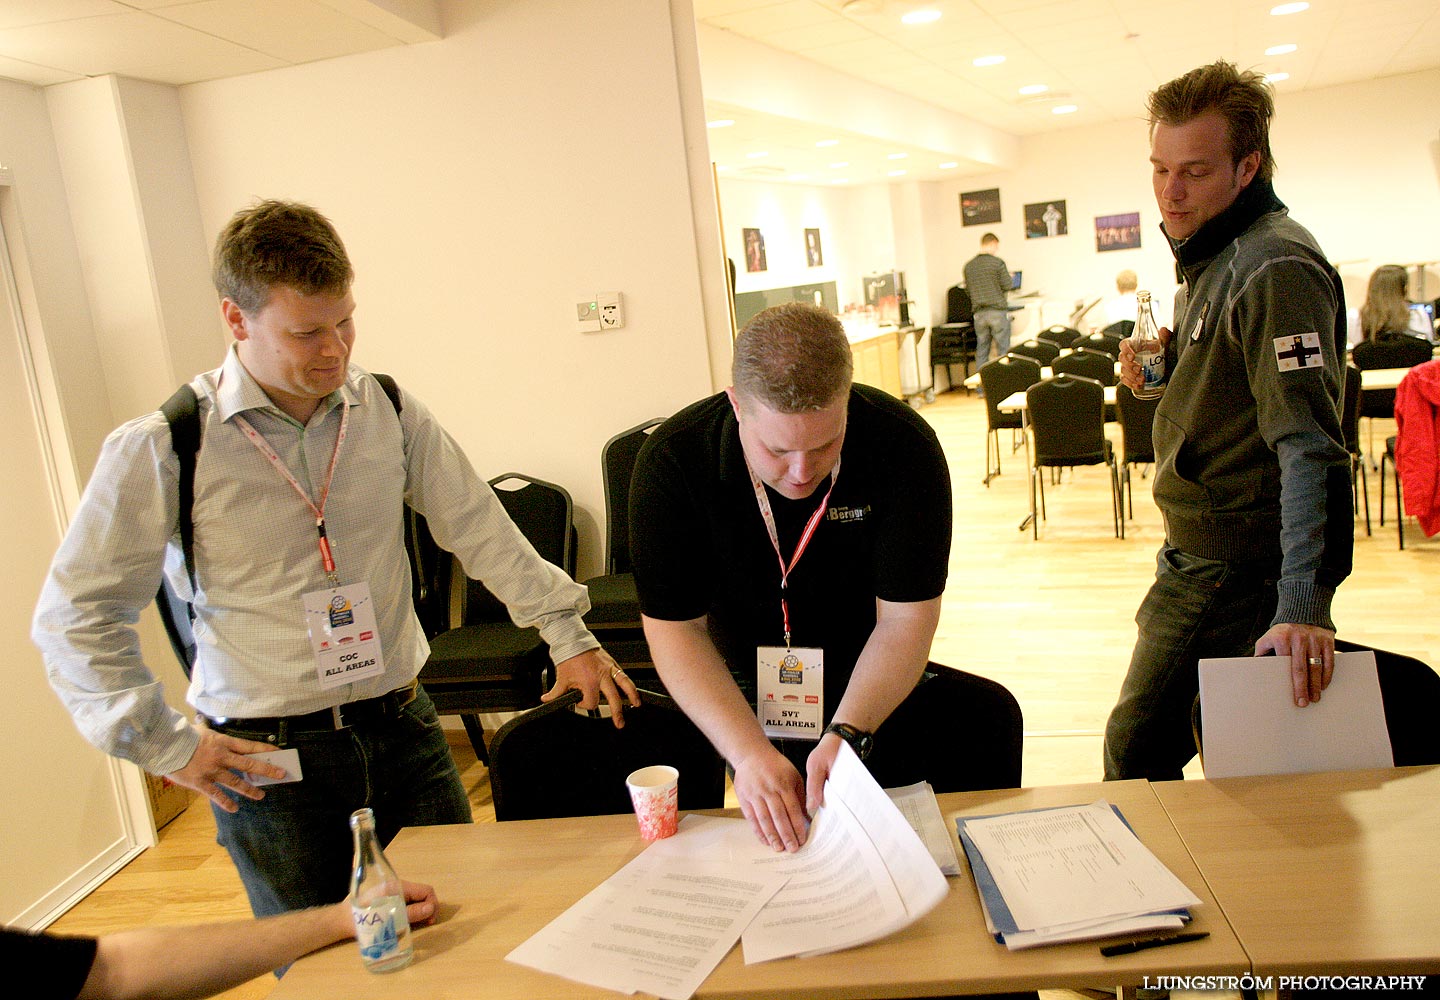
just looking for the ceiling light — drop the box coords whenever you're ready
[1270,2,1309,14]
[815,138,840,147]
[1052,104,1078,115]
[1018,84,1049,96]
[706,119,734,129]
[829,161,850,168]
[901,9,942,25]
[973,54,1006,67]
[888,169,908,177]
[746,150,769,158]
[939,162,958,169]
[1265,43,1297,55]
[887,152,909,160]
[1265,72,1290,83]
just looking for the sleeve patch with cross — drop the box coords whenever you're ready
[1273,332,1325,372]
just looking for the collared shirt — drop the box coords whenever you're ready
[33,347,595,774]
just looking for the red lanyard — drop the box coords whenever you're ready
[233,402,350,584]
[745,457,840,649]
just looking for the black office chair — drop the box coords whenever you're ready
[419,473,576,763]
[1009,339,1060,366]
[487,688,726,821]
[582,418,663,680]
[978,354,1042,485]
[403,507,452,640]
[1352,332,1432,461]
[931,284,977,387]
[1192,641,1440,768]
[1115,383,1158,520]
[1041,324,1083,349]
[1053,346,1118,423]
[1079,331,1124,359]
[1025,375,1123,540]
[1101,319,1135,339]
[1341,366,1370,536]
[1379,434,1405,549]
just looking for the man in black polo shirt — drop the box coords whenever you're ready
[630,302,952,852]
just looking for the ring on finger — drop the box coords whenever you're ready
[1307,656,1323,665]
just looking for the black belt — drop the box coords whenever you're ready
[202,682,418,739]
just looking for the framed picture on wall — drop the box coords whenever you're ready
[743,228,767,272]
[805,228,823,267]
[1024,200,1067,239]
[1095,212,1142,252]
[960,188,1001,226]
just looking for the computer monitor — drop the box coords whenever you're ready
[1408,301,1436,340]
[1010,270,1022,292]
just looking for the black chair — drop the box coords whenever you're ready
[403,507,451,640]
[1193,641,1440,768]
[1079,331,1124,359]
[1379,434,1405,549]
[582,418,663,679]
[978,354,1042,485]
[1114,382,1158,520]
[1341,365,1370,536]
[419,473,576,763]
[1041,324,1083,349]
[1024,375,1123,539]
[1009,339,1060,366]
[1102,319,1135,339]
[1053,346,1118,423]
[1353,333,1432,462]
[487,688,726,821]
[931,284,977,387]
[881,665,1023,792]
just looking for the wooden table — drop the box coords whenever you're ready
[268,780,1246,999]
[1153,765,1440,978]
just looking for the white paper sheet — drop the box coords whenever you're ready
[1198,650,1393,778]
[963,800,1199,932]
[886,781,961,876]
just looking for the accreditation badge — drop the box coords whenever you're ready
[302,582,386,690]
[756,646,823,741]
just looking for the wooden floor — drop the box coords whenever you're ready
[47,387,1439,1000]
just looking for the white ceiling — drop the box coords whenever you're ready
[0,1,1434,187]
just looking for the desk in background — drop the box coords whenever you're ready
[268,780,1246,999]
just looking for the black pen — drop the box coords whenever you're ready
[1100,931,1209,956]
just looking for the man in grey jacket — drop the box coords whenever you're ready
[1104,61,1352,781]
[963,233,1012,368]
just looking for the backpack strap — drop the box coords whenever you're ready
[159,384,201,590]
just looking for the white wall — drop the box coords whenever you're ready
[177,0,722,578]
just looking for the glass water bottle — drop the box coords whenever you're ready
[349,807,414,973]
[1131,290,1167,399]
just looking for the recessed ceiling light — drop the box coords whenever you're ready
[973,54,1006,67]
[1052,104,1078,115]
[1270,2,1309,14]
[939,162,959,169]
[888,169,908,177]
[901,9,942,25]
[746,151,769,158]
[1018,84,1049,96]
[815,138,840,147]
[1265,72,1290,83]
[1265,43,1297,55]
[887,152,909,160]
[706,119,734,129]
[829,161,850,168]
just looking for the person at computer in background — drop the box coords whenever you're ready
[1104,60,1351,782]
[2,880,436,1000]
[963,232,1012,368]
[630,302,952,852]
[32,200,640,921]
[1356,264,1434,358]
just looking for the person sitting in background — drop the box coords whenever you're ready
[0,880,436,1000]
[1102,269,1139,329]
[1354,264,1434,367]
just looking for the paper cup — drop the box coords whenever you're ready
[626,765,679,841]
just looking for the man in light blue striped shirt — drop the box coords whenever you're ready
[33,201,639,919]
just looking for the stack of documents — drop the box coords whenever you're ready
[507,744,948,999]
[956,801,1200,950]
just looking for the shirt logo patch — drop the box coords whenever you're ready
[827,505,870,522]
[1274,333,1324,371]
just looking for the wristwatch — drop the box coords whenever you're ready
[823,722,874,761]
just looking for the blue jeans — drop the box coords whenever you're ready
[1103,545,1278,781]
[974,308,1012,368]
[211,685,471,918]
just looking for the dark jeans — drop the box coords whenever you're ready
[211,685,472,917]
[1103,544,1278,781]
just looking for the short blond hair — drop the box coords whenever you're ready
[732,303,852,412]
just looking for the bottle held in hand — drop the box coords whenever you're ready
[1131,290,1167,400]
[349,807,414,973]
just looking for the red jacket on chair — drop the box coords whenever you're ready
[1395,360,1440,536]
